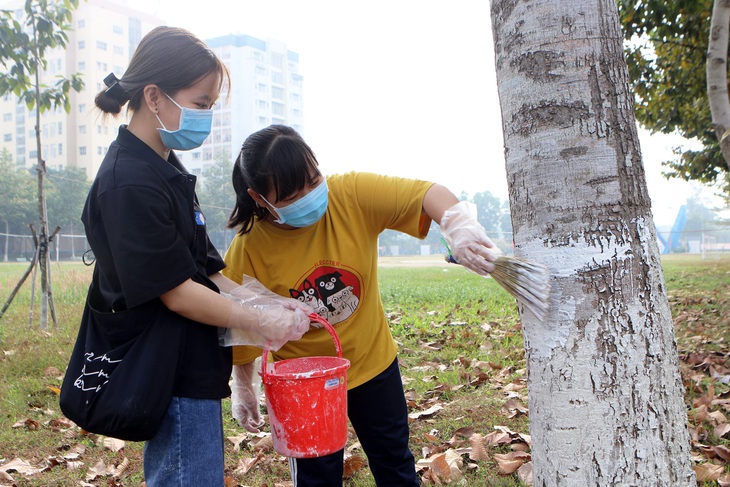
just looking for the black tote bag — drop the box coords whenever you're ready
[60,281,185,441]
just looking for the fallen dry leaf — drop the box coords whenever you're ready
[343,454,365,478]
[468,434,489,462]
[694,462,725,482]
[0,457,41,476]
[408,404,443,420]
[232,455,260,476]
[719,473,730,487]
[493,451,530,476]
[715,423,730,439]
[103,437,125,452]
[517,461,533,484]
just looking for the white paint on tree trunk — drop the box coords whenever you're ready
[490,0,696,484]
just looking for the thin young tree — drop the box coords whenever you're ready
[489,0,695,485]
[0,0,83,328]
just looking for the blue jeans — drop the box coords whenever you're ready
[289,358,419,486]
[144,396,225,487]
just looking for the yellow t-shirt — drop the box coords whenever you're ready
[222,172,433,389]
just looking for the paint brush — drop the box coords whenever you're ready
[441,238,550,320]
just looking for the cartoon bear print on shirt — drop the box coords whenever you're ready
[315,271,359,322]
[289,266,361,325]
[290,279,329,317]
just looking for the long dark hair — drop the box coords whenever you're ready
[95,26,229,115]
[229,125,321,234]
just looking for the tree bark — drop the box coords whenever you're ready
[707,0,730,171]
[489,0,695,485]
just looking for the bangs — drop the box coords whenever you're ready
[265,136,320,201]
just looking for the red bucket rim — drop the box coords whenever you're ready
[264,356,350,382]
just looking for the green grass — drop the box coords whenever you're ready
[0,255,728,486]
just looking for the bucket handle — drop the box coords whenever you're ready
[261,313,342,380]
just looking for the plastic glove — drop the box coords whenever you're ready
[222,276,311,351]
[231,361,264,433]
[440,201,501,276]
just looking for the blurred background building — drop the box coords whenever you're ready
[0,0,304,179]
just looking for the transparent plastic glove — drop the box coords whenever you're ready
[231,361,264,433]
[221,276,311,351]
[440,201,502,276]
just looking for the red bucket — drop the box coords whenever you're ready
[261,314,350,458]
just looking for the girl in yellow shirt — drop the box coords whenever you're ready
[224,124,499,486]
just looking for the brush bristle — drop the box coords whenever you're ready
[491,255,550,320]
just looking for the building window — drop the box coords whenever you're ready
[3,113,11,121]
[78,61,85,71]
[272,87,284,100]
[258,100,268,109]
[79,146,86,155]
[96,41,107,51]
[113,25,123,35]
[272,72,283,84]
[256,65,266,76]
[78,19,85,28]
[113,45,123,55]
[58,143,62,155]
[58,122,62,135]
[79,125,86,134]
[271,53,283,69]
[3,134,11,142]
[272,102,284,116]
[257,83,267,92]
[258,116,268,124]
[79,104,86,113]
[78,40,85,49]
[29,150,37,158]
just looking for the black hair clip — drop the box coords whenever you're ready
[103,72,128,102]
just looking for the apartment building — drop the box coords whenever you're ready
[0,0,162,178]
[179,34,305,175]
[0,2,304,179]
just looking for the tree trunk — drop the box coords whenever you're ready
[489,0,695,485]
[3,220,8,262]
[707,0,730,171]
[31,17,54,329]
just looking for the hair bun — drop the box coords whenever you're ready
[103,72,129,103]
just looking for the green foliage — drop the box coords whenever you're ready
[0,0,84,114]
[45,166,89,230]
[0,156,35,232]
[197,151,235,234]
[617,0,730,196]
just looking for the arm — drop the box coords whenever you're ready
[422,183,460,224]
[426,184,501,276]
[160,278,234,327]
[160,278,310,349]
[209,271,241,294]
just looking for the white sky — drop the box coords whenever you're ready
[125,0,725,227]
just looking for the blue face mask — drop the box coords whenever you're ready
[262,180,329,228]
[156,93,213,151]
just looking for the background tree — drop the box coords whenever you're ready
[0,151,35,262]
[196,152,235,253]
[46,167,89,259]
[0,0,84,327]
[617,0,730,197]
[490,0,695,484]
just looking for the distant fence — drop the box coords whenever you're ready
[0,232,89,262]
